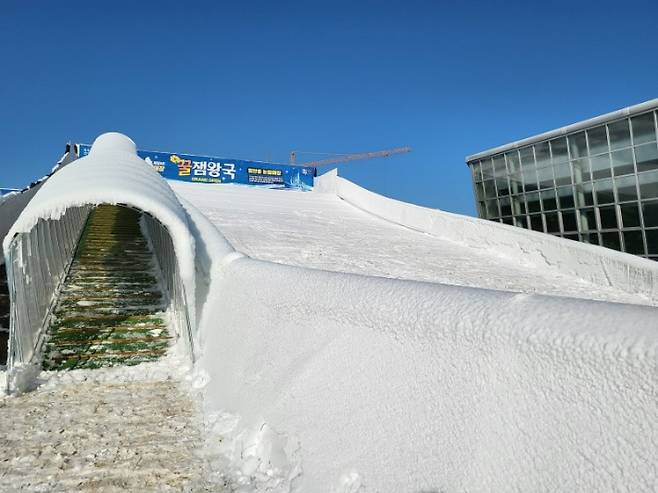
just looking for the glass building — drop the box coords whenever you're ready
[466,99,658,261]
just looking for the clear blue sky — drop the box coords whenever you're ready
[1,0,657,215]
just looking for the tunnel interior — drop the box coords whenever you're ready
[42,204,171,370]
[5,203,182,373]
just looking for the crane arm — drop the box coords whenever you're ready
[290,146,411,167]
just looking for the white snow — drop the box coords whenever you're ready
[192,256,658,492]
[4,132,198,328]
[3,132,658,491]
[317,168,658,303]
[170,180,655,306]
[171,175,658,491]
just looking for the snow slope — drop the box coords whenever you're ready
[171,180,655,306]
[173,177,658,491]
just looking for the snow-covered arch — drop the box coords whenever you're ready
[3,133,197,380]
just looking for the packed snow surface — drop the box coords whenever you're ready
[171,181,653,306]
[172,178,658,491]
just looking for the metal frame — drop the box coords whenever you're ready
[5,206,91,391]
[141,212,195,362]
[467,108,658,260]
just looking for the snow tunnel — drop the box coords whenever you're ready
[2,133,197,388]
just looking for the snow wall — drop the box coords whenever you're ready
[186,176,658,491]
[316,168,658,304]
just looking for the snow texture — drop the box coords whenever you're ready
[316,168,658,303]
[194,256,658,492]
[3,132,658,491]
[0,341,227,491]
[172,176,658,491]
[3,133,198,327]
[171,180,654,306]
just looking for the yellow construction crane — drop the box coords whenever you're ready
[289,146,411,167]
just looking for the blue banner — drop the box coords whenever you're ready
[77,144,315,190]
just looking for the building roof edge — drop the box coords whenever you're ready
[465,98,658,163]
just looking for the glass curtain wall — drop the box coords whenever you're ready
[470,109,658,260]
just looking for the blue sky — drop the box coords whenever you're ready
[1,0,657,215]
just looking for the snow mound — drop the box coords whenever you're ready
[199,257,658,492]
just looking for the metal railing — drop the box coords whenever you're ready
[4,205,195,392]
[5,206,91,385]
[141,212,195,362]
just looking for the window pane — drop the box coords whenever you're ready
[534,142,551,168]
[638,171,658,200]
[493,155,506,174]
[623,230,645,255]
[541,189,557,211]
[501,217,514,225]
[471,162,482,182]
[608,119,631,150]
[642,200,658,228]
[529,214,543,231]
[575,182,595,207]
[520,147,535,167]
[634,143,658,172]
[599,205,618,230]
[514,216,527,228]
[581,232,599,245]
[550,137,569,163]
[537,166,554,189]
[496,174,510,196]
[526,192,541,213]
[569,132,588,158]
[506,153,522,195]
[545,212,560,233]
[557,186,575,208]
[615,175,638,202]
[571,158,590,182]
[505,151,521,173]
[509,173,524,194]
[631,112,656,145]
[484,179,497,198]
[578,208,597,231]
[590,153,611,179]
[601,232,621,251]
[587,126,608,155]
[475,182,485,201]
[561,209,578,232]
[499,196,512,216]
[510,195,525,215]
[481,158,494,179]
[522,167,539,191]
[646,229,658,254]
[484,199,499,218]
[611,148,635,176]
[594,179,615,204]
[619,203,641,228]
[554,163,572,186]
